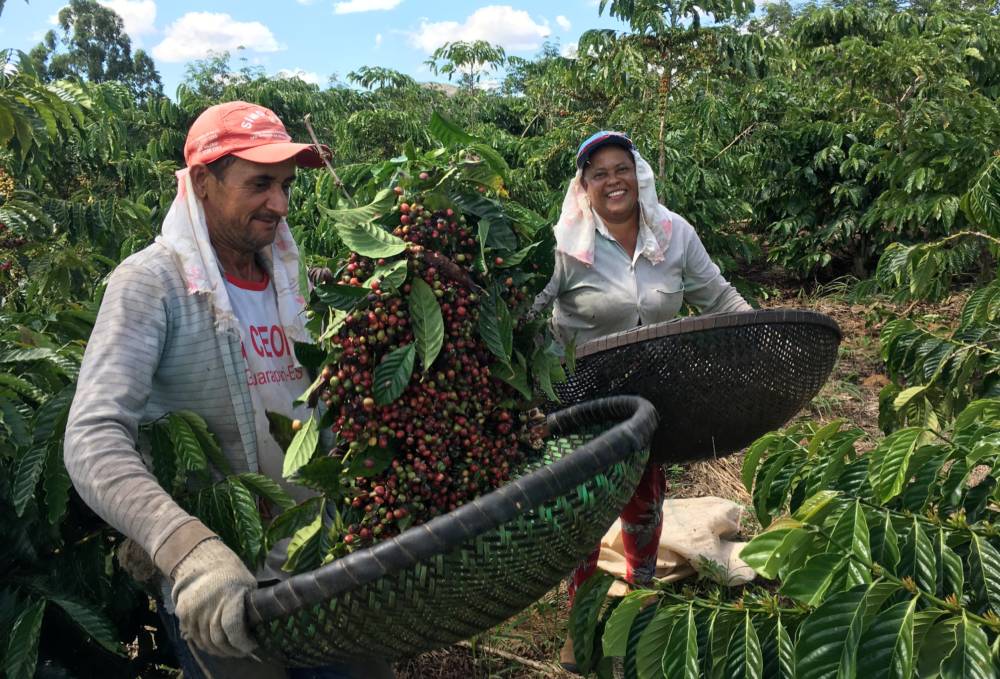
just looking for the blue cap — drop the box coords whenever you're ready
[576,130,635,169]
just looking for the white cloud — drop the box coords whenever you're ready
[561,41,578,58]
[408,5,550,53]
[152,12,283,63]
[277,68,321,85]
[555,15,571,31]
[334,0,402,14]
[296,0,318,4]
[374,32,383,47]
[98,0,157,41]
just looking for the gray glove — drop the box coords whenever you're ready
[170,537,258,658]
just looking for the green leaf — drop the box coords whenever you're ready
[780,551,847,606]
[408,278,444,372]
[495,359,532,400]
[373,343,416,405]
[282,414,319,478]
[48,597,119,652]
[4,598,45,679]
[725,612,763,679]
[776,615,795,678]
[532,348,559,403]
[830,501,870,557]
[0,396,30,448]
[12,446,46,516]
[872,512,901,571]
[936,528,964,600]
[708,610,741,679]
[0,373,45,404]
[868,427,925,502]
[174,410,230,476]
[345,444,397,478]
[603,590,658,657]
[968,534,1000,614]
[237,472,295,512]
[323,187,396,227]
[791,490,843,525]
[662,603,699,679]
[293,456,345,494]
[478,287,513,366]
[265,410,296,452]
[228,479,264,566]
[740,520,808,580]
[282,505,323,572]
[314,283,371,310]
[148,421,177,491]
[43,444,71,525]
[568,572,614,674]
[496,242,540,267]
[636,604,683,679]
[742,433,783,491]
[333,216,406,258]
[938,613,995,679]
[913,612,953,677]
[167,412,209,477]
[266,496,321,547]
[428,110,477,147]
[855,597,918,679]
[31,384,74,448]
[794,582,898,679]
[899,518,937,595]
[369,259,408,291]
[830,501,872,587]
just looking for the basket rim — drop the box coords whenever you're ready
[574,308,842,359]
[246,394,658,627]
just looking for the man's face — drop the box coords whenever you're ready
[580,145,639,225]
[198,156,297,253]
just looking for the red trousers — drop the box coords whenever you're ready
[568,462,666,602]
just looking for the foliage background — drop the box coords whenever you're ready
[2,0,1000,676]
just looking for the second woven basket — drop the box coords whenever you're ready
[553,309,841,463]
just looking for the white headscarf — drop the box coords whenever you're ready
[554,148,672,265]
[156,168,310,344]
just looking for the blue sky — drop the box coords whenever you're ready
[0,1,630,95]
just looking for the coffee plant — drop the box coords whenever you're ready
[269,113,565,570]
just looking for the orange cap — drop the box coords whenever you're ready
[183,101,328,168]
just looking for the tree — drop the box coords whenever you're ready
[585,0,756,187]
[426,40,507,91]
[28,0,161,100]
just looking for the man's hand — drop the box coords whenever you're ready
[170,538,258,658]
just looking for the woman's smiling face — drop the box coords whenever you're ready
[581,145,638,225]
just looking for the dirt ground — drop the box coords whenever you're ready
[394,284,968,678]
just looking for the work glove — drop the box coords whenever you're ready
[170,537,258,658]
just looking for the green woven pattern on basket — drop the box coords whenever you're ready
[254,424,648,666]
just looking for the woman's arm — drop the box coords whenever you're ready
[530,254,565,316]
[677,217,752,314]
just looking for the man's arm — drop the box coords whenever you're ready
[63,261,214,576]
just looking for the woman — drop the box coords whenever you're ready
[532,131,750,672]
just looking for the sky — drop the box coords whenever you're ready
[0,0,630,95]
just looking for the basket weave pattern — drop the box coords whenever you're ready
[247,396,658,665]
[553,310,841,463]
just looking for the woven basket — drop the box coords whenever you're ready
[552,309,841,464]
[246,395,658,666]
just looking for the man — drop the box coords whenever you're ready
[64,102,389,678]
